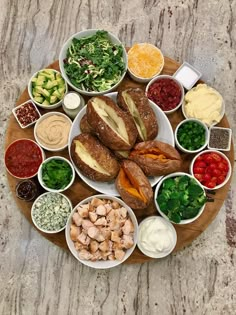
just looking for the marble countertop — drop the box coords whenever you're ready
[0,0,235,314]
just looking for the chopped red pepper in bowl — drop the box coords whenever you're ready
[145,75,184,114]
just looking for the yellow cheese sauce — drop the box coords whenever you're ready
[128,43,164,78]
[184,84,223,126]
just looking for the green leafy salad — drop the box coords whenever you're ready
[64,30,126,92]
[42,159,73,190]
[156,175,206,223]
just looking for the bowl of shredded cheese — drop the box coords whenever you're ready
[127,43,164,83]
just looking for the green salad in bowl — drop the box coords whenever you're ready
[59,30,127,95]
[154,172,207,224]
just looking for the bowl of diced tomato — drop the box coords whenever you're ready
[190,150,232,190]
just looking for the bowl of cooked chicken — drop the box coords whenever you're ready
[65,194,138,269]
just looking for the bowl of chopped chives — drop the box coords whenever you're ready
[174,118,209,154]
[37,156,75,193]
[31,192,73,233]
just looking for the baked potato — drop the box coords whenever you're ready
[116,160,153,210]
[117,88,158,141]
[129,140,182,176]
[71,133,120,182]
[86,96,137,150]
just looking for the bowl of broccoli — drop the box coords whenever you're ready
[59,29,127,96]
[154,172,207,224]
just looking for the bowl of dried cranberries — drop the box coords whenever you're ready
[145,75,184,114]
[190,150,232,190]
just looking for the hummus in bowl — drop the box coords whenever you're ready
[34,112,72,151]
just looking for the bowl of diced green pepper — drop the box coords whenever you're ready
[28,68,68,109]
[174,118,209,154]
[154,172,207,224]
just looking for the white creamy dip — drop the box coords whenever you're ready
[138,216,176,258]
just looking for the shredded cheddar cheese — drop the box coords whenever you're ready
[128,43,164,78]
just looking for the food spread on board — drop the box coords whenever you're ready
[5,29,233,268]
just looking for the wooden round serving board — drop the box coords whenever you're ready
[5,57,234,264]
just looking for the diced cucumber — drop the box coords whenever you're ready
[34,96,44,103]
[56,72,62,79]
[52,90,61,98]
[50,95,58,104]
[56,78,64,86]
[31,77,37,83]
[42,99,50,105]
[43,80,58,89]
[58,86,65,94]
[32,90,41,97]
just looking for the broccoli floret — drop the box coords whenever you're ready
[178,175,190,190]
[188,184,204,197]
[162,178,176,190]
[167,199,180,211]
[168,211,181,223]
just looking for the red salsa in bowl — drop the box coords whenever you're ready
[146,75,184,114]
[5,139,44,179]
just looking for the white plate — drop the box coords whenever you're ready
[68,92,174,195]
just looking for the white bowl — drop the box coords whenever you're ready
[145,75,184,114]
[38,156,75,193]
[208,126,232,151]
[12,100,41,129]
[137,216,177,258]
[65,194,138,269]
[127,43,164,83]
[154,172,206,224]
[174,118,209,154]
[31,192,73,233]
[34,111,72,152]
[59,29,127,96]
[4,138,45,179]
[190,149,232,190]
[28,69,68,109]
[181,85,225,127]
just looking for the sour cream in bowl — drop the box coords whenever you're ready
[138,216,177,258]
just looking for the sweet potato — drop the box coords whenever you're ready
[129,140,182,176]
[116,160,153,210]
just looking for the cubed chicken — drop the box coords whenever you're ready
[122,234,134,249]
[78,205,89,218]
[111,231,121,243]
[90,240,99,253]
[87,227,105,242]
[99,240,110,252]
[119,207,127,218]
[77,231,90,246]
[94,217,107,226]
[91,250,102,261]
[82,219,94,231]
[91,198,105,207]
[78,249,93,260]
[114,249,125,261]
[70,224,81,241]
[96,205,107,216]
[72,212,83,226]
[88,211,98,223]
[122,219,134,235]
[100,227,111,240]
[111,201,120,209]
[74,241,87,251]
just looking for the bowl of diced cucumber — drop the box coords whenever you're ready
[28,69,68,109]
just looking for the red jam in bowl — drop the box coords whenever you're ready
[5,139,44,179]
[147,78,182,111]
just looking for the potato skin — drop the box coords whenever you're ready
[87,95,137,150]
[117,88,158,141]
[129,140,182,176]
[116,160,153,210]
[79,114,94,134]
[71,133,120,182]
